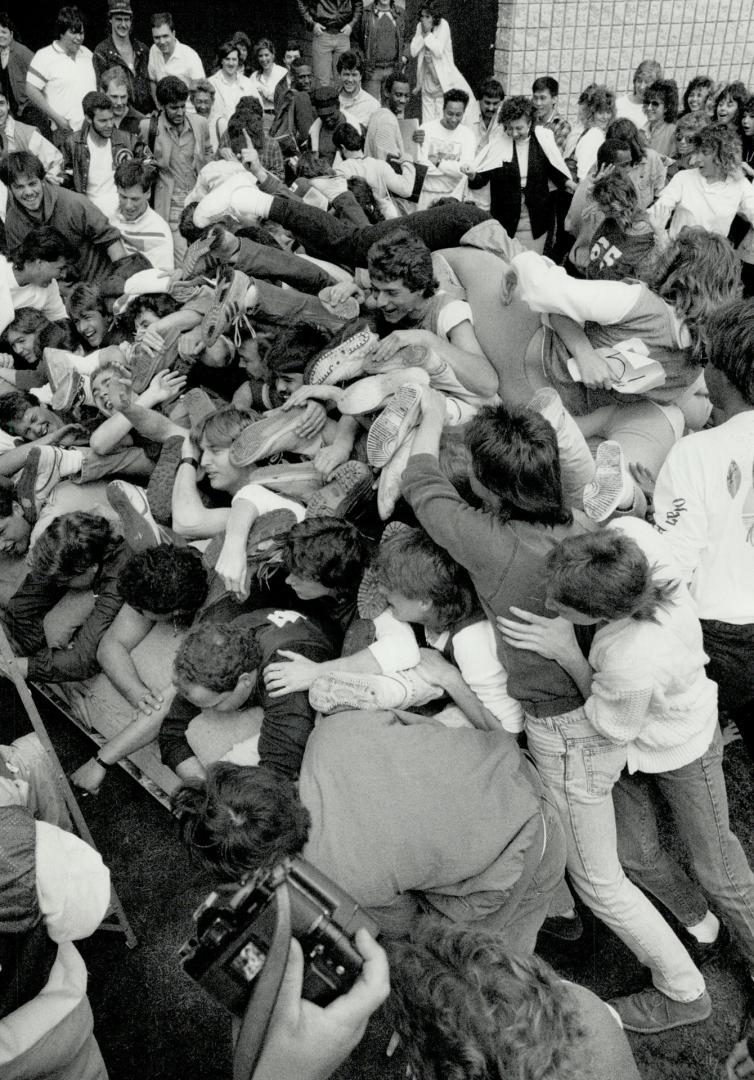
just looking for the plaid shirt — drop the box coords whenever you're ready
[260,135,286,182]
[539,109,571,154]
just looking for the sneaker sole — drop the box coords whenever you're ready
[317,293,361,322]
[305,327,377,386]
[309,673,407,713]
[229,411,308,467]
[202,270,251,348]
[106,481,162,553]
[182,232,216,278]
[305,462,373,519]
[583,441,624,521]
[367,384,423,468]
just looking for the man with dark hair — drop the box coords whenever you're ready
[270,56,316,149]
[361,0,405,100]
[25,6,96,138]
[465,78,505,212]
[336,48,380,126]
[1,150,149,295]
[61,89,134,220]
[99,64,144,134]
[0,475,32,558]
[114,157,173,271]
[159,607,342,781]
[0,226,73,326]
[414,88,475,209]
[532,75,570,152]
[652,298,754,761]
[364,69,411,159]
[139,75,211,265]
[147,11,204,106]
[297,0,363,89]
[308,83,361,163]
[92,0,151,115]
[174,704,566,944]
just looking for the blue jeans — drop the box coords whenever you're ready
[525,708,704,1002]
[615,727,754,972]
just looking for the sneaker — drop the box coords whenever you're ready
[683,922,730,967]
[304,323,378,386]
[145,434,185,524]
[367,383,424,468]
[356,565,388,620]
[608,988,712,1034]
[16,446,66,525]
[253,461,324,502]
[229,407,316,467]
[362,344,435,376]
[317,286,361,322]
[309,667,442,714]
[50,367,86,413]
[129,335,173,395]
[305,461,373,519]
[376,431,415,520]
[245,508,299,584]
[339,368,430,417]
[202,266,252,348]
[183,224,240,278]
[181,388,219,430]
[106,480,164,552]
[583,441,627,522]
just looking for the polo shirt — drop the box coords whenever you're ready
[147,39,204,88]
[26,42,96,132]
[114,205,174,271]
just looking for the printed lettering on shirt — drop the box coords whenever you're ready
[428,136,463,162]
[657,496,687,532]
[590,235,623,268]
[267,610,306,628]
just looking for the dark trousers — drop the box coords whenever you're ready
[702,617,754,759]
[234,237,335,294]
[269,198,490,268]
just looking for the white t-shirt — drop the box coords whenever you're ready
[232,484,306,520]
[417,119,475,209]
[649,168,754,239]
[616,94,648,132]
[0,256,67,336]
[85,135,119,222]
[27,42,97,131]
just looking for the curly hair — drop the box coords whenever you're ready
[499,94,535,126]
[682,74,715,114]
[692,121,743,179]
[367,230,437,298]
[591,172,640,229]
[282,517,372,594]
[715,80,748,135]
[605,117,645,163]
[346,176,384,225]
[465,404,572,527]
[115,293,180,337]
[577,83,616,127]
[118,546,209,617]
[647,225,741,360]
[387,922,586,1080]
[374,526,479,630]
[173,762,311,879]
[644,79,679,123]
[29,512,116,583]
[173,622,262,693]
[0,389,35,433]
[545,530,677,623]
[2,308,51,363]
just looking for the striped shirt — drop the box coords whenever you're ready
[114,205,174,271]
[26,42,96,132]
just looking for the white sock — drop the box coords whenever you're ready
[60,448,84,477]
[685,910,720,943]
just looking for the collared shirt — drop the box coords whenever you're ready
[539,108,571,154]
[162,118,198,198]
[26,41,96,131]
[3,117,63,180]
[147,38,204,88]
[114,205,174,271]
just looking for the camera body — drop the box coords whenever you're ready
[179,857,379,1016]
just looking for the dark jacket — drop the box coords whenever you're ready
[362,3,404,68]
[92,35,151,115]
[5,39,33,115]
[470,133,568,240]
[115,105,145,136]
[270,85,315,146]
[297,0,363,33]
[61,120,134,196]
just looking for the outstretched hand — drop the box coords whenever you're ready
[496,607,579,664]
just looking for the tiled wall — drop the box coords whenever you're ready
[494,0,754,118]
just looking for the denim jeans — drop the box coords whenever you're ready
[702,618,754,760]
[615,727,754,972]
[525,707,705,1002]
[311,30,351,87]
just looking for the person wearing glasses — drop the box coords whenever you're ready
[643,79,679,158]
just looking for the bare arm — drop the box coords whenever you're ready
[171,434,231,540]
[24,82,70,132]
[549,313,614,391]
[96,604,164,711]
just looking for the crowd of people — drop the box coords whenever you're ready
[1,2,754,1078]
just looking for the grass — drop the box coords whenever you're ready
[30,694,754,1080]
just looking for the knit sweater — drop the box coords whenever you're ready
[584,519,718,774]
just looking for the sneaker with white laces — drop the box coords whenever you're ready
[106,480,164,552]
[309,667,443,714]
[608,988,712,1034]
[367,383,424,468]
[304,323,378,386]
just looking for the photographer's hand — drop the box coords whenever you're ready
[252,928,389,1080]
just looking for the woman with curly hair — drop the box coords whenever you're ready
[568,83,616,180]
[715,79,748,137]
[69,544,211,796]
[643,78,679,157]
[649,122,754,239]
[3,511,128,684]
[682,73,715,115]
[667,110,709,177]
[389,922,642,1079]
[606,116,667,207]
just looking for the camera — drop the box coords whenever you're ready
[179,856,379,1017]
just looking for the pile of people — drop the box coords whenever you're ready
[1,3,754,1079]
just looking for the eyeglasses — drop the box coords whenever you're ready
[645,100,663,107]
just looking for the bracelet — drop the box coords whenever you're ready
[95,752,113,769]
[180,456,199,469]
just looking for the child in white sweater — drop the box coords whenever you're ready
[499,520,754,1016]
